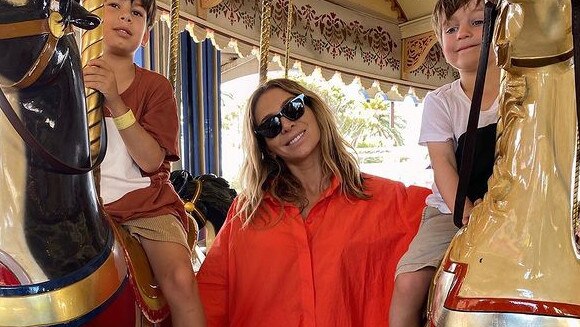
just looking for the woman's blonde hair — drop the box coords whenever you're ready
[235,78,369,226]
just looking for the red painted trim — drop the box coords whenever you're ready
[125,258,170,323]
[0,262,20,286]
[442,259,580,318]
[85,281,136,327]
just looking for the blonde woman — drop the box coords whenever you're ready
[197,78,430,326]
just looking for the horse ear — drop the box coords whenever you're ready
[68,1,101,30]
[170,170,194,197]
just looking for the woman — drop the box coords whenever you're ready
[197,78,430,326]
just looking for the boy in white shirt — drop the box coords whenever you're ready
[389,0,500,326]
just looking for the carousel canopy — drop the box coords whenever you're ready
[328,0,435,22]
[156,0,453,101]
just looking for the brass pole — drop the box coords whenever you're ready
[81,0,104,192]
[284,0,293,78]
[169,0,180,88]
[573,133,580,243]
[258,0,273,84]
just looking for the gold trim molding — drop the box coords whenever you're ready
[402,31,438,80]
[0,243,126,326]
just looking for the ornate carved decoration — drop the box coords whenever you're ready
[201,0,224,8]
[402,31,458,84]
[209,0,259,29]
[172,0,451,89]
[402,31,437,78]
[269,0,399,70]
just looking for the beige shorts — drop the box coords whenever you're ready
[395,206,458,277]
[121,214,191,255]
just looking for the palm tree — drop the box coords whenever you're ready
[338,96,405,147]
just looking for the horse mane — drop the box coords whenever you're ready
[170,170,237,232]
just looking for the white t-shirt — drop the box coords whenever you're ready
[419,79,499,213]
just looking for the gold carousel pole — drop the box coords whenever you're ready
[259,0,273,84]
[284,0,293,78]
[574,135,580,244]
[168,0,180,88]
[81,0,104,192]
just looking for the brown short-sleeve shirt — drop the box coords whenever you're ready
[100,65,187,228]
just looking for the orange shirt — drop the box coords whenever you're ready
[197,174,430,326]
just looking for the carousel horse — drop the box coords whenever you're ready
[428,0,580,325]
[0,1,188,325]
[170,171,237,252]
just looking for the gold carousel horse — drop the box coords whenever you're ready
[428,0,580,325]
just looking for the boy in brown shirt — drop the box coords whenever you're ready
[83,0,205,325]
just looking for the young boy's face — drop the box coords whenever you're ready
[439,0,486,72]
[103,0,150,56]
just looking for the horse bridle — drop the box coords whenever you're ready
[0,10,107,175]
[453,0,499,228]
[0,11,70,89]
[184,180,209,227]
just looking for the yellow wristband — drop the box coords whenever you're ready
[113,109,136,130]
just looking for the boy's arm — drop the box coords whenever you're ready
[427,141,474,225]
[108,103,166,173]
[83,59,165,173]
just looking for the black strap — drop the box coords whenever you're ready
[0,87,107,175]
[511,49,573,68]
[453,1,498,228]
[573,0,580,148]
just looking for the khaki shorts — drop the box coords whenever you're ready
[121,214,191,255]
[395,206,458,277]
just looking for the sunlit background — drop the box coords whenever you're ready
[219,69,433,192]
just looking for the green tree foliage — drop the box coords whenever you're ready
[221,74,406,149]
[220,91,239,131]
[294,77,406,148]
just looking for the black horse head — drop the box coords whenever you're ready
[0,1,108,279]
[170,170,237,232]
[0,0,99,26]
[0,0,99,86]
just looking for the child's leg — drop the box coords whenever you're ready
[389,207,457,327]
[123,215,205,326]
[389,267,435,327]
[141,238,206,327]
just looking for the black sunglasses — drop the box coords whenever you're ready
[254,93,307,138]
